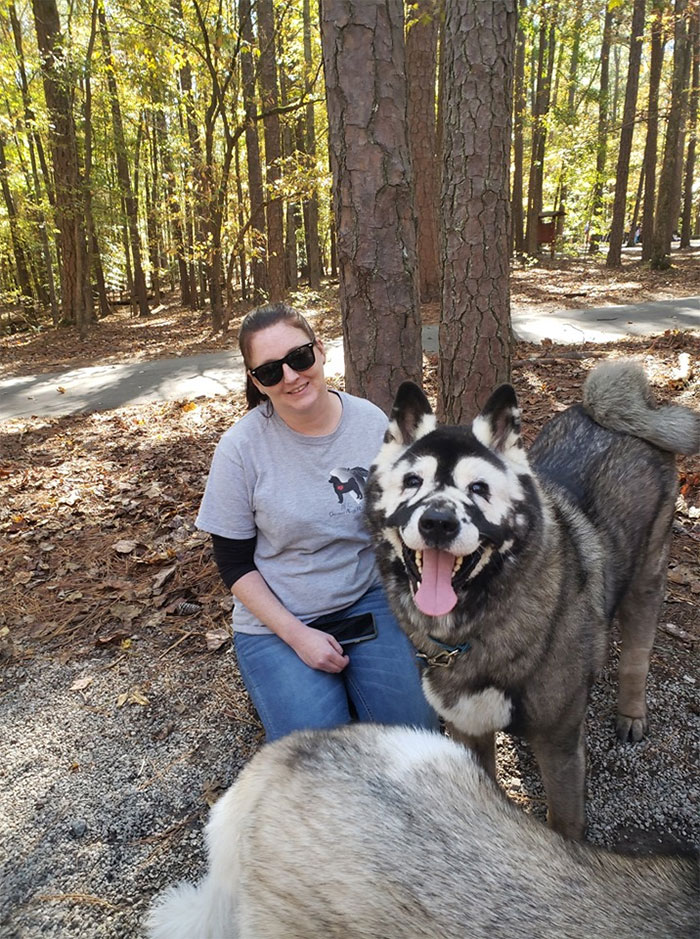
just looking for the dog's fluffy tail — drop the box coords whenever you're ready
[583,360,700,455]
[146,879,234,939]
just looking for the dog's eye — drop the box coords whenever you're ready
[402,473,422,490]
[469,481,489,499]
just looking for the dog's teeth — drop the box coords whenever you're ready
[416,551,422,573]
[453,556,463,574]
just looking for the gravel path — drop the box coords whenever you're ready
[1,619,698,938]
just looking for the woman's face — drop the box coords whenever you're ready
[247,322,328,419]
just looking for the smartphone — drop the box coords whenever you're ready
[310,612,378,647]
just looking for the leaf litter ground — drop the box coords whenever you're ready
[1,253,699,937]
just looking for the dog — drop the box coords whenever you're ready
[364,361,700,839]
[328,465,369,504]
[146,724,699,939]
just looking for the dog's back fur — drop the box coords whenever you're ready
[147,725,699,939]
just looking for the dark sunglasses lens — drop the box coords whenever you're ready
[254,362,283,386]
[253,343,315,386]
[287,344,316,372]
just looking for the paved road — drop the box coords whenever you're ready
[1,297,698,420]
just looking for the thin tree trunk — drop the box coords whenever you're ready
[651,0,691,268]
[98,3,149,316]
[681,6,700,246]
[589,3,614,250]
[525,8,557,256]
[406,0,440,302]
[157,107,191,305]
[511,3,526,254]
[302,0,322,288]
[0,134,34,308]
[84,0,111,320]
[439,0,516,421]
[641,0,665,260]
[240,0,268,302]
[626,161,645,247]
[257,0,286,301]
[9,0,57,321]
[606,0,646,268]
[32,0,91,330]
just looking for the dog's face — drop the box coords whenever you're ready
[366,382,539,622]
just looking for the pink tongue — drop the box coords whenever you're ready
[414,548,458,616]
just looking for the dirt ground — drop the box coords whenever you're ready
[0,251,699,936]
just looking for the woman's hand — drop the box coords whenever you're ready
[290,625,349,673]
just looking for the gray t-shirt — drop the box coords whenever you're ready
[196,391,388,634]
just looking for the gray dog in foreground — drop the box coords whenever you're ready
[365,360,700,839]
[147,724,699,939]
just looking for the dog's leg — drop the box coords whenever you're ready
[530,724,586,841]
[446,724,497,779]
[615,510,672,743]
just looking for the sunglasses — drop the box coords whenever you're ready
[248,341,317,387]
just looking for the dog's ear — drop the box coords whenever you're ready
[385,381,436,446]
[472,384,523,456]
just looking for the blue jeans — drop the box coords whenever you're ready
[234,584,439,742]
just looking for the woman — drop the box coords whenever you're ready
[196,302,437,741]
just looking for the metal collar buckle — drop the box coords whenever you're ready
[415,636,471,668]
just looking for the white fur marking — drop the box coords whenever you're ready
[423,682,512,736]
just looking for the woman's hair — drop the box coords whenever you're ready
[238,302,316,410]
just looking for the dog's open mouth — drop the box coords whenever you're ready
[402,545,481,617]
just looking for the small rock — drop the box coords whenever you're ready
[70,818,87,839]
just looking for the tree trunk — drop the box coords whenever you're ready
[321,0,422,413]
[279,63,299,290]
[257,0,286,301]
[641,0,665,261]
[651,0,691,269]
[0,134,34,309]
[98,3,149,317]
[606,0,646,268]
[511,4,526,254]
[157,107,191,305]
[84,0,111,320]
[9,0,58,321]
[239,0,268,302]
[302,0,322,288]
[439,0,516,422]
[32,0,91,330]
[681,5,700,246]
[589,3,614,250]
[525,8,556,257]
[173,0,203,308]
[406,0,440,302]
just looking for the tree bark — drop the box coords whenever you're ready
[98,2,149,317]
[240,0,268,302]
[257,0,286,301]
[321,0,422,413]
[525,6,557,257]
[681,5,700,246]
[511,4,526,254]
[641,0,666,261]
[589,3,614,250]
[406,0,440,302]
[606,0,646,268]
[438,0,516,422]
[302,0,322,288]
[0,134,34,308]
[651,0,691,268]
[32,0,91,330]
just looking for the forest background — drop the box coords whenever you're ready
[1,2,699,937]
[0,0,698,381]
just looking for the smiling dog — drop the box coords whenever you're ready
[365,361,700,839]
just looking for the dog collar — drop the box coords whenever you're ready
[415,634,471,668]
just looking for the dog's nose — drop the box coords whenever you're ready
[418,507,459,546]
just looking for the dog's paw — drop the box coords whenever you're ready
[616,712,648,743]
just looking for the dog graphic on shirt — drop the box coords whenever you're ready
[328,466,369,504]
